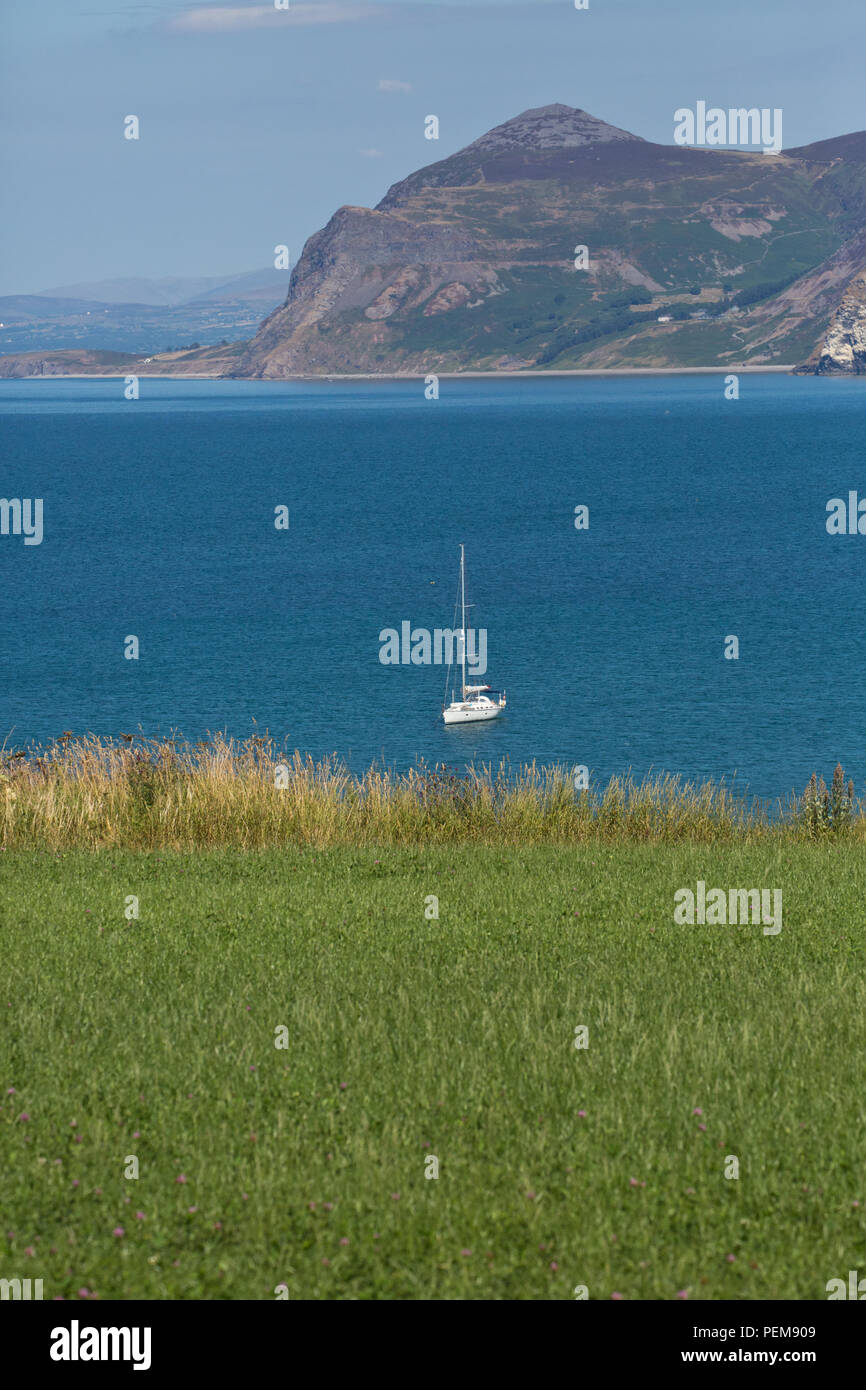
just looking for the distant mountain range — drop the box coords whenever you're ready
[33,268,291,308]
[0,269,289,355]
[3,104,866,377]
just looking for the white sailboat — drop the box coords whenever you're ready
[442,544,506,725]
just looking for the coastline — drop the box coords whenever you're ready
[1,364,798,381]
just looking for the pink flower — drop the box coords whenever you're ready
[70,1120,77,1128]
[676,1289,689,1299]
[339,1237,349,1246]
[629,1177,639,1187]
[611,1291,623,1300]
[461,1248,472,1257]
[71,1180,79,1188]
[549,1261,559,1271]
[112,1227,124,1238]
[18,1113,30,1122]
[135,1212,145,1221]
[339,1082,347,1091]
[692,1108,703,1116]
[187,1206,197,1214]
[577,1110,587,1118]
[308,1202,317,1211]
[6,1087,16,1094]
[24,1246,34,1256]
[175,1174,187,1184]
[77,1288,91,1299]
[323,1202,333,1211]
[726,1253,735,1263]
[852,1201,860,1208]
[132,1131,140,1138]
[390,1193,400,1201]
[526,1191,536,1201]
[242,1192,248,1201]
[697,1124,707,1132]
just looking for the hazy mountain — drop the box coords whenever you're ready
[0,268,290,355]
[32,268,289,308]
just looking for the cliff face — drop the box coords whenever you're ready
[239,206,488,375]
[801,268,866,373]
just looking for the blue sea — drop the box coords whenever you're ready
[2,374,865,802]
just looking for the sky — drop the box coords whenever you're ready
[1,0,864,295]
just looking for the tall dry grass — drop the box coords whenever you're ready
[0,733,830,851]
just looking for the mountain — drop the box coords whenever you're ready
[5,106,866,378]
[238,105,866,377]
[32,269,289,308]
[0,268,289,356]
[34,275,229,307]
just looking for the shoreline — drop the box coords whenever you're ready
[1,365,799,381]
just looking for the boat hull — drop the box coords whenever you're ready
[443,703,503,725]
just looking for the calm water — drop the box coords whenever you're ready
[2,374,865,802]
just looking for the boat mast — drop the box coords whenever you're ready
[460,543,466,699]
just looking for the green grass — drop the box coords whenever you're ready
[2,842,864,1300]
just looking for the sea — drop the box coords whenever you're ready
[2,373,865,804]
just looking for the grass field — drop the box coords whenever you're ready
[2,841,864,1301]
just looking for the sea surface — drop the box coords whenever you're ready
[2,374,865,803]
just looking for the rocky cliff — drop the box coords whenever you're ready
[796,267,866,373]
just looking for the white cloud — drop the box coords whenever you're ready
[359,147,384,157]
[168,3,380,32]
[378,78,412,93]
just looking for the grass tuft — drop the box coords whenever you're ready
[1,734,852,851]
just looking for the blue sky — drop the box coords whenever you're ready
[1,0,863,294]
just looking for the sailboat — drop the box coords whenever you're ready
[442,544,507,724]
